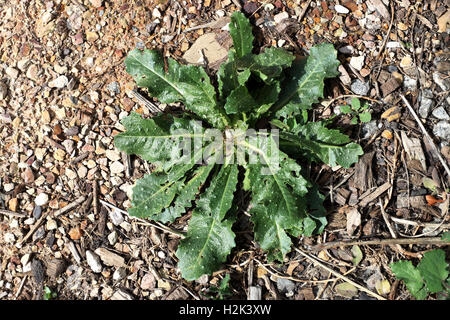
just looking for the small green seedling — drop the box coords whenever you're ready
[201,274,233,300]
[43,286,57,300]
[340,97,371,124]
[390,249,449,300]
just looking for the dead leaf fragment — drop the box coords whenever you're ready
[68,226,83,240]
[346,207,361,236]
[335,282,358,298]
[375,279,391,295]
[381,106,401,121]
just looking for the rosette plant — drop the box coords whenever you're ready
[115,12,363,280]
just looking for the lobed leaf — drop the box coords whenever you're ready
[417,249,449,293]
[176,165,239,280]
[280,121,363,168]
[125,49,229,129]
[274,43,340,118]
[229,11,254,59]
[391,260,428,300]
[242,136,309,261]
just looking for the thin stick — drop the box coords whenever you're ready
[99,199,185,238]
[294,248,386,300]
[15,275,28,299]
[297,0,313,22]
[131,90,162,113]
[400,94,450,178]
[391,216,450,229]
[254,259,340,284]
[54,196,86,217]
[93,180,98,217]
[20,196,86,244]
[312,237,447,250]
[0,209,27,218]
[379,199,398,239]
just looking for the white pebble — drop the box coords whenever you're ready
[35,193,49,206]
[335,5,349,14]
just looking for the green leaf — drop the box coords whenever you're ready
[350,117,358,125]
[224,85,258,114]
[359,112,371,123]
[274,43,340,117]
[156,164,214,223]
[417,249,449,293]
[391,261,428,300]
[351,97,361,110]
[340,105,352,114]
[217,51,251,101]
[245,144,309,261]
[280,122,363,168]
[237,47,295,83]
[125,49,228,129]
[176,165,239,280]
[115,113,204,172]
[302,217,316,237]
[229,11,254,58]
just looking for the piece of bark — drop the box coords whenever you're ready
[45,259,67,278]
[335,188,351,205]
[358,182,392,207]
[381,77,401,97]
[354,152,374,192]
[401,131,427,172]
[248,286,262,300]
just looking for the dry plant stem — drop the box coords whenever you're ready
[20,196,86,244]
[400,94,450,178]
[15,275,27,298]
[0,209,27,218]
[391,216,450,229]
[93,180,98,216]
[313,236,447,250]
[376,1,394,59]
[294,248,386,300]
[253,259,339,284]
[297,0,313,22]
[98,199,186,238]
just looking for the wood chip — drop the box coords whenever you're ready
[358,182,392,207]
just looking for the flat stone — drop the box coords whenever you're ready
[350,55,365,71]
[419,89,434,118]
[140,272,156,290]
[35,193,49,206]
[6,67,19,79]
[49,75,69,88]
[105,150,121,161]
[110,161,125,174]
[108,231,118,245]
[46,218,58,231]
[86,250,102,273]
[113,267,127,281]
[433,121,450,140]
[276,278,295,294]
[94,247,125,267]
[65,168,77,180]
[350,79,370,95]
[432,107,450,120]
[335,4,350,14]
[273,11,289,24]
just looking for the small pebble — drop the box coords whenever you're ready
[335,5,350,14]
[35,193,49,206]
[350,79,370,95]
[432,107,450,120]
[49,75,69,88]
[86,250,102,273]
